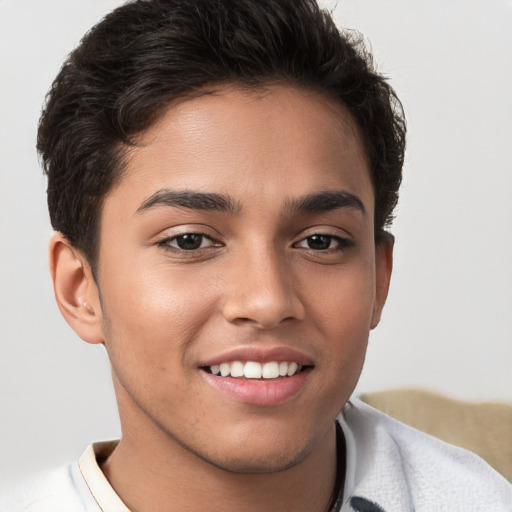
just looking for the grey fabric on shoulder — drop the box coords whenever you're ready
[338,399,512,511]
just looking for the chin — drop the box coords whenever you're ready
[199,444,312,475]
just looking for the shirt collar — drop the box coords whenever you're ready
[78,441,130,512]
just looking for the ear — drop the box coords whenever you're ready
[370,232,394,329]
[49,233,104,344]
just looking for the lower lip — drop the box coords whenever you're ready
[201,368,312,406]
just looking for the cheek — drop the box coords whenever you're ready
[300,258,376,390]
[304,261,376,337]
[98,259,218,366]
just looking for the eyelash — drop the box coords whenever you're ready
[157,232,353,253]
[157,233,219,252]
[294,234,353,252]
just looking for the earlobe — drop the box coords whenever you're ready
[49,233,104,344]
[370,233,394,330]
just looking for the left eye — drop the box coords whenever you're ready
[296,234,343,251]
[162,233,215,251]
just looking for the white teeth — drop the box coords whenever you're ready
[287,362,298,376]
[220,362,230,377]
[244,361,262,379]
[230,361,244,377]
[262,361,279,379]
[208,360,304,379]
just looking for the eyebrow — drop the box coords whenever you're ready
[284,190,366,216]
[136,188,365,217]
[136,189,240,215]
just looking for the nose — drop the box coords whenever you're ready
[222,245,305,329]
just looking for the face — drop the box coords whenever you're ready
[93,85,390,473]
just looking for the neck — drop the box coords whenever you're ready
[101,419,340,512]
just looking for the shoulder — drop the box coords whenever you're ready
[0,462,100,512]
[339,399,512,512]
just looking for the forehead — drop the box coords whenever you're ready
[107,85,373,216]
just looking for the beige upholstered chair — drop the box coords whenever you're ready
[359,389,512,482]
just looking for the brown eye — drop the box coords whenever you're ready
[295,234,353,252]
[160,233,216,251]
[298,235,339,250]
[174,234,204,250]
[304,235,333,250]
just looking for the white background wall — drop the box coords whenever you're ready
[1,0,511,485]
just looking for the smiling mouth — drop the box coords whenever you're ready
[202,361,309,379]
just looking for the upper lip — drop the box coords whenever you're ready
[200,346,314,367]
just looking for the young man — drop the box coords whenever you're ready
[1,0,510,510]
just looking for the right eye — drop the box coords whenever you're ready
[159,233,217,251]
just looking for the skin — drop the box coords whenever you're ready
[50,85,393,512]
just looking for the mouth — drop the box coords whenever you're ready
[199,349,314,406]
[202,360,308,380]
